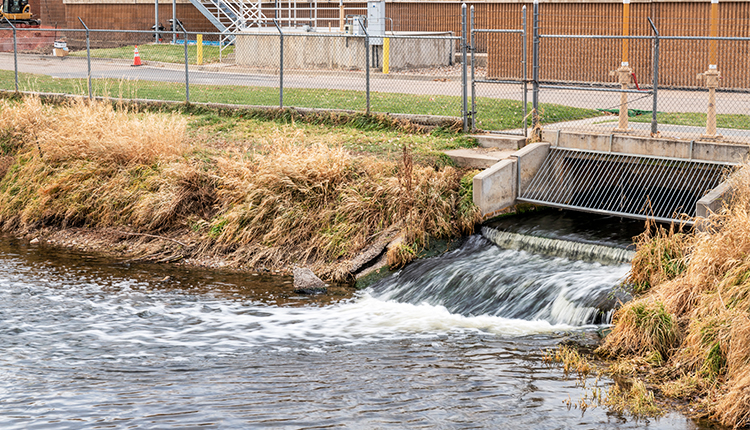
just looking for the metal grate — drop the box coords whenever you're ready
[518,147,733,224]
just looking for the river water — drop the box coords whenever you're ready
[0,212,709,429]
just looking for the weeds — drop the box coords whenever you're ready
[600,164,750,428]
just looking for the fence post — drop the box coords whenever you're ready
[461,3,468,132]
[78,18,92,99]
[648,17,660,137]
[522,5,528,138]
[470,5,475,131]
[359,19,370,115]
[3,18,18,93]
[274,20,284,108]
[532,0,540,135]
[176,21,189,103]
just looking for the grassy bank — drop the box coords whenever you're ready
[0,96,480,280]
[595,165,750,428]
[0,69,599,131]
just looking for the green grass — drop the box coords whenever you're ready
[0,69,598,131]
[631,111,750,130]
[69,43,234,65]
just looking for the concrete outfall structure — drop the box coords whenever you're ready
[465,131,745,222]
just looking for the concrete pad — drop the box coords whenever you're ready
[444,148,515,169]
[472,134,527,150]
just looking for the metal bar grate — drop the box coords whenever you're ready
[518,148,732,225]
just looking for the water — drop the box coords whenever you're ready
[0,213,707,429]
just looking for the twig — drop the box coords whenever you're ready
[113,230,188,247]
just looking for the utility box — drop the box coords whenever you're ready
[367,0,385,45]
[352,15,365,36]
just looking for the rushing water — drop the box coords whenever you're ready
[0,212,709,429]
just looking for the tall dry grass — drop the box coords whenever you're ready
[598,165,750,428]
[0,97,479,281]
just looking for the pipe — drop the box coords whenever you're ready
[710,0,718,68]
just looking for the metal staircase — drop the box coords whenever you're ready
[188,0,267,53]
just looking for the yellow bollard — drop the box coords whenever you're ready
[197,34,203,65]
[383,38,390,74]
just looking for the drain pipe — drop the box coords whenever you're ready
[697,0,722,140]
[610,0,633,133]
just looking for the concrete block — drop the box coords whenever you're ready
[472,134,526,150]
[612,135,690,159]
[543,130,610,152]
[444,148,515,169]
[697,181,732,218]
[473,159,516,216]
[692,141,750,163]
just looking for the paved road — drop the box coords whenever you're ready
[4,52,749,116]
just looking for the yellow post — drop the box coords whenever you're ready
[197,34,203,65]
[699,0,722,140]
[383,37,390,74]
[611,0,633,133]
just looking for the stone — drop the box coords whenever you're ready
[29,238,40,244]
[293,267,327,294]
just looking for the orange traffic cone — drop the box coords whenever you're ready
[132,45,142,67]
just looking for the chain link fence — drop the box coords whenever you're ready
[2,4,750,144]
[1,19,466,128]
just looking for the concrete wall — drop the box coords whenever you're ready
[235,31,452,71]
[473,142,550,217]
[697,181,733,218]
[236,33,366,70]
[541,130,750,164]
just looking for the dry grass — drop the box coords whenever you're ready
[605,379,664,418]
[599,164,750,428]
[0,96,479,281]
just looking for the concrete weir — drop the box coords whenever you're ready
[472,131,748,223]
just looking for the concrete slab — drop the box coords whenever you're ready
[444,148,516,169]
[471,134,527,150]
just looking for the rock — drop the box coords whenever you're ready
[293,267,327,294]
[29,238,40,244]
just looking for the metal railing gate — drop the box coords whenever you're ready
[469,5,528,136]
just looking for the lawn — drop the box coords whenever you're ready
[0,69,599,131]
[69,43,234,65]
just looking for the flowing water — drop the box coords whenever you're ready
[0,212,711,429]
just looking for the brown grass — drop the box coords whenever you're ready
[599,164,750,428]
[0,96,479,281]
